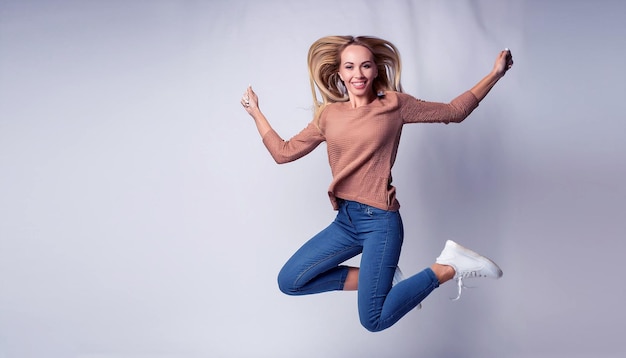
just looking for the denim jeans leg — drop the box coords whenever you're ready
[277,205,362,295]
[350,202,439,332]
[277,199,439,332]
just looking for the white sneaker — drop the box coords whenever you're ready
[392,266,405,286]
[435,240,503,300]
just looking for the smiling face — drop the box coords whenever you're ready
[338,44,378,102]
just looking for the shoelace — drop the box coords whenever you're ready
[451,271,480,300]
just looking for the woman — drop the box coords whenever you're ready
[241,35,513,332]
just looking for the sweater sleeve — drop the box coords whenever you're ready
[400,91,479,124]
[261,121,325,164]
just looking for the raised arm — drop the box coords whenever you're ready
[401,49,513,124]
[241,86,272,138]
[240,86,325,164]
[469,49,514,102]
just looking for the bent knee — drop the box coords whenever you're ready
[360,321,384,333]
[359,315,386,332]
[277,270,300,296]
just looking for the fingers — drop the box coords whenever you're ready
[241,85,255,109]
[241,91,250,108]
[505,48,513,69]
[501,48,514,71]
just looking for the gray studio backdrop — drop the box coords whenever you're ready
[1,0,624,357]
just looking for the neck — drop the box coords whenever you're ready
[348,92,377,108]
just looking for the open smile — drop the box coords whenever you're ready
[350,80,367,90]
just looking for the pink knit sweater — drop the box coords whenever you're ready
[262,91,479,211]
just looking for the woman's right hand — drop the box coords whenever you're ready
[241,85,259,115]
[241,85,272,137]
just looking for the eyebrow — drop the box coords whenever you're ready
[343,60,373,65]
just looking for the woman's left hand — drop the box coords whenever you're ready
[493,48,514,77]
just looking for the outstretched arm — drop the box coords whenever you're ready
[240,85,325,164]
[469,49,514,102]
[241,86,272,138]
[401,49,513,124]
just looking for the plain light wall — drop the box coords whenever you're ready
[1,0,624,357]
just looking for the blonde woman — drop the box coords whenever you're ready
[241,36,513,332]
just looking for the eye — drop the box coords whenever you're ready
[345,65,353,70]
[363,64,371,69]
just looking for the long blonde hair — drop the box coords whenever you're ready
[307,35,403,122]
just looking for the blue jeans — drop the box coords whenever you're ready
[277,199,440,332]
